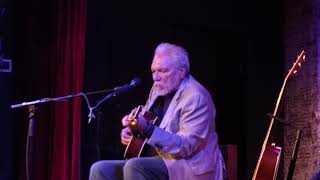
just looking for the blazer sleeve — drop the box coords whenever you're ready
[147,92,215,158]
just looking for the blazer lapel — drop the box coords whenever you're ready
[159,77,188,129]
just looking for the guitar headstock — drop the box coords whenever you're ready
[286,50,306,79]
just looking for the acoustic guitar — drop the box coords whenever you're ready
[123,105,158,159]
[252,50,306,180]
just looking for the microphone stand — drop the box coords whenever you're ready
[10,87,120,180]
[26,105,36,180]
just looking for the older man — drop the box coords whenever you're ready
[89,42,226,180]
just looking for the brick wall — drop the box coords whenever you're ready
[284,0,320,179]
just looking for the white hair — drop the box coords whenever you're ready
[154,42,190,74]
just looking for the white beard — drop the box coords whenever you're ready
[153,85,169,96]
[153,82,180,96]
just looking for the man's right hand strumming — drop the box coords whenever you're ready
[120,115,132,145]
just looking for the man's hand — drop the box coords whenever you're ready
[122,108,148,131]
[120,106,147,145]
[120,127,132,145]
[122,114,130,126]
[129,115,148,131]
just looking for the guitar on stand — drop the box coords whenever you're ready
[252,50,306,180]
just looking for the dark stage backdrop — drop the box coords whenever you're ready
[6,0,284,180]
[0,0,14,180]
[82,1,284,180]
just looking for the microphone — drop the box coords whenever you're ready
[87,78,142,124]
[113,78,142,95]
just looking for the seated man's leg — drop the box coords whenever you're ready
[89,160,125,180]
[123,157,168,180]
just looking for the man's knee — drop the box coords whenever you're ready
[90,160,125,180]
[123,158,142,173]
[89,161,105,178]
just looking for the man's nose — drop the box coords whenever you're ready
[153,72,160,81]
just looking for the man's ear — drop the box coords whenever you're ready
[179,68,187,79]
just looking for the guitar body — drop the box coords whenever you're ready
[123,106,158,159]
[255,144,282,180]
[124,134,147,159]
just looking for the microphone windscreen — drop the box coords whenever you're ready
[131,77,142,86]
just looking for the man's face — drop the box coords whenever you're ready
[151,55,185,96]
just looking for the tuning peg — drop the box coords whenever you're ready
[298,63,301,67]
[293,70,297,74]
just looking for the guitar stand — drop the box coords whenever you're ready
[266,113,302,180]
[286,129,301,180]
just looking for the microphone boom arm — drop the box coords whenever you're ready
[11,78,142,124]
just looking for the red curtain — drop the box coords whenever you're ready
[48,0,87,179]
[15,0,87,179]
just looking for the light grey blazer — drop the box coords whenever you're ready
[144,75,226,180]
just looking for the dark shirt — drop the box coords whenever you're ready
[142,91,176,157]
[150,92,175,125]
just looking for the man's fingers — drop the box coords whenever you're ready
[128,109,137,119]
[121,137,130,145]
[122,115,130,126]
[120,127,132,145]
[121,127,132,137]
